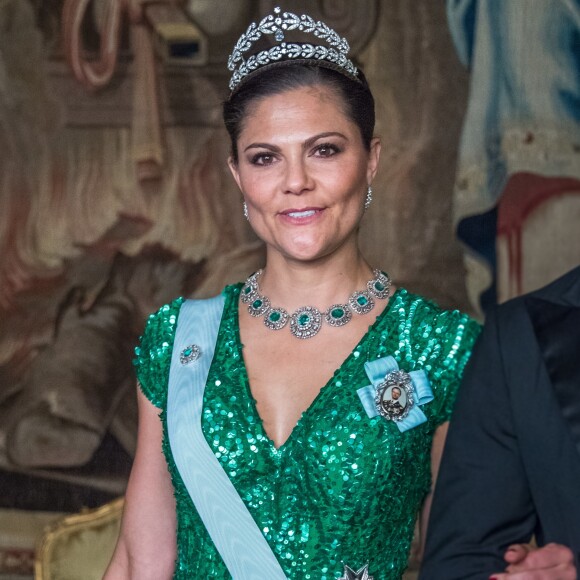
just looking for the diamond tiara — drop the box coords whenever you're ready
[227,7,359,92]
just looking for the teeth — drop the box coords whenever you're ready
[288,210,316,218]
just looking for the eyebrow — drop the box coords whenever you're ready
[243,131,347,153]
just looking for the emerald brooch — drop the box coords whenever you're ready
[180,344,201,365]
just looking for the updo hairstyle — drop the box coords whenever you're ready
[223,63,375,164]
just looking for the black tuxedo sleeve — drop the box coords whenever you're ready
[419,306,537,580]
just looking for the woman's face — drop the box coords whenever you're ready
[228,85,381,264]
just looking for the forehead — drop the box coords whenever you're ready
[239,85,355,141]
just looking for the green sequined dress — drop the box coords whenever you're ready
[134,284,480,580]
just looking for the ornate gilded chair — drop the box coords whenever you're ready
[34,497,123,580]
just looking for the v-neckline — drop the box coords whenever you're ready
[233,285,400,452]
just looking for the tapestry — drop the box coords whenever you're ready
[449,0,580,310]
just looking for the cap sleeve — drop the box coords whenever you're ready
[425,308,481,427]
[133,298,184,409]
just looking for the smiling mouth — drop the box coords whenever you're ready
[282,208,323,219]
[288,210,317,218]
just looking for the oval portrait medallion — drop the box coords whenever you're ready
[374,370,414,421]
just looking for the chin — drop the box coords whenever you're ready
[279,241,341,264]
[267,225,358,263]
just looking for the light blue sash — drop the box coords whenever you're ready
[167,295,287,579]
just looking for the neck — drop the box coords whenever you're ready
[258,248,373,310]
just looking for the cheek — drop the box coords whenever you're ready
[331,161,367,196]
[339,175,366,208]
[238,173,269,204]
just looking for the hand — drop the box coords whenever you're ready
[488,543,576,579]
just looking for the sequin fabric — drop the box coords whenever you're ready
[134,285,480,579]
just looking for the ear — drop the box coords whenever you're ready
[366,137,381,184]
[228,156,243,192]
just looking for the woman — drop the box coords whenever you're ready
[105,7,479,580]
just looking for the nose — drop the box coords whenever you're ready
[282,156,314,195]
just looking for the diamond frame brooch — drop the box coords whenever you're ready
[180,344,202,365]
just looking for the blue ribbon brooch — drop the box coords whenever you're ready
[357,356,433,432]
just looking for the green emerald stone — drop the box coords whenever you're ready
[243,286,252,294]
[183,348,192,356]
[269,311,281,322]
[298,313,310,326]
[252,299,263,309]
[357,295,368,306]
[374,281,385,291]
[331,307,345,319]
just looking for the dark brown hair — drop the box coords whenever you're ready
[223,63,375,163]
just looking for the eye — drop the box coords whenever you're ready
[313,143,341,157]
[250,152,277,166]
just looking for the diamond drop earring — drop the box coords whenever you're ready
[243,201,249,221]
[364,186,373,210]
